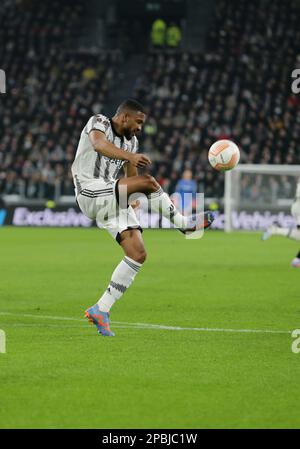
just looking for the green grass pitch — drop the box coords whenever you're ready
[0,227,299,429]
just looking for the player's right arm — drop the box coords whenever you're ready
[89,130,151,168]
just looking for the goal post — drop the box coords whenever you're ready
[224,164,300,232]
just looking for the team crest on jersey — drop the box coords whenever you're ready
[96,115,109,128]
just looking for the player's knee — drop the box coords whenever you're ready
[136,249,147,264]
[143,174,160,192]
[129,248,147,264]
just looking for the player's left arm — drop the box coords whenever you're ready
[123,161,138,178]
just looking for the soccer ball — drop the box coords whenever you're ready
[208,140,240,171]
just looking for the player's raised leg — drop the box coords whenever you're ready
[118,175,215,232]
[262,225,300,241]
[262,195,300,242]
[262,191,300,267]
[85,229,146,336]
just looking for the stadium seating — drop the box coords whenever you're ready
[134,0,300,197]
[0,0,123,199]
[1,0,300,200]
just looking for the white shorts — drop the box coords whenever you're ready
[76,179,142,243]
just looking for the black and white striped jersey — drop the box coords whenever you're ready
[71,114,138,194]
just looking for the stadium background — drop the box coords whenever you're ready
[1,0,300,229]
[1,0,300,431]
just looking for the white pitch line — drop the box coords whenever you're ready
[0,311,291,335]
[4,323,148,330]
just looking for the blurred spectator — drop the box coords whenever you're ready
[175,169,197,213]
[150,19,167,47]
[166,23,182,48]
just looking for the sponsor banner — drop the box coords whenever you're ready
[211,211,296,230]
[12,207,92,227]
[0,206,297,230]
[0,206,93,228]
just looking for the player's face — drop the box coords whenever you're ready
[123,111,146,139]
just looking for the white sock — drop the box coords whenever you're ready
[97,256,142,312]
[148,187,188,228]
[288,228,300,241]
[270,226,290,237]
[270,226,300,241]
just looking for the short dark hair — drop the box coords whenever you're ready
[116,98,146,115]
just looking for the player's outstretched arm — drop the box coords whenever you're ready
[89,130,151,168]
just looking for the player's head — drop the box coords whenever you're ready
[183,169,193,180]
[115,99,146,139]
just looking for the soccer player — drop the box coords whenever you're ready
[262,178,300,267]
[71,99,215,336]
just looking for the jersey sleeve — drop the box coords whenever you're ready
[86,114,110,134]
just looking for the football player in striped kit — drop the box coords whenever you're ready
[72,99,214,336]
[262,178,300,267]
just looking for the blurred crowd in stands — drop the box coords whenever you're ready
[0,0,300,202]
[240,174,298,204]
[134,0,300,200]
[0,0,123,199]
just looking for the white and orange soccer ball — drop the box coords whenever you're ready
[208,139,240,171]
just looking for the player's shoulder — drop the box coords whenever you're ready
[90,113,111,129]
[94,113,111,128]
[85,113,111,134]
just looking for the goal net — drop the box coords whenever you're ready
[223,164,300,232]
